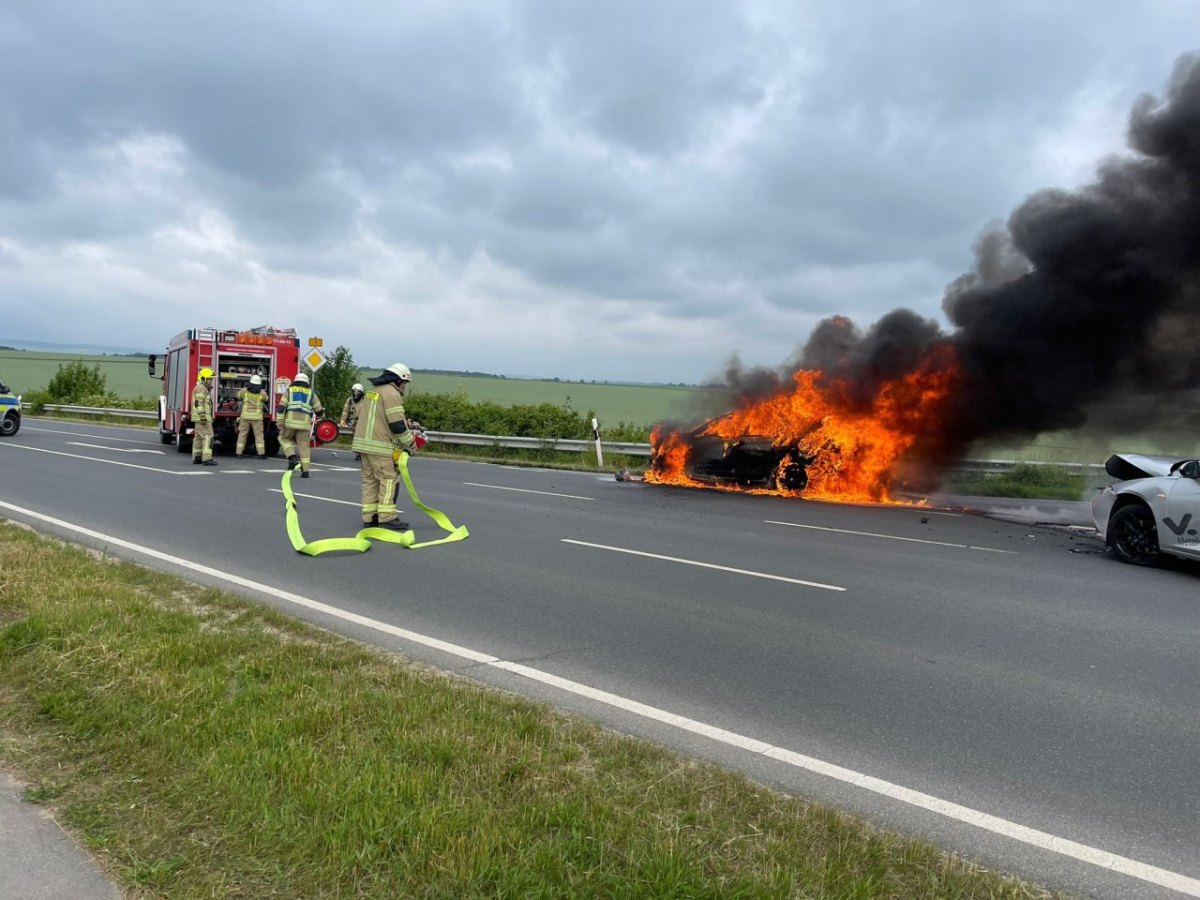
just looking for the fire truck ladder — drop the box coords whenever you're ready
[194,327,219,379]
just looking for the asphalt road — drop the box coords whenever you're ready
[1,419,1197,900]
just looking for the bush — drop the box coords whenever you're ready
[404,391,651,443]
[45,362,119,406]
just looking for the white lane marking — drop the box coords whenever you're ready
[464,482,595,501]
[67,442,164,455]
[561,539,845,592]
[267,489,368,509]
[766,521,1017,554]
[0,498,1195,898]
[29,426,160,444]
[0,442,207,475]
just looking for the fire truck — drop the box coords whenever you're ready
[149,326,301,455]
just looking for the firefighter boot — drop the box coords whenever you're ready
[193,455,202,465]
[300,471,309,479]
[286,455,299,471]
[202,459,218,466]
[377,519,410,532]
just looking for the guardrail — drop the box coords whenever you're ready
[23,403,1108,470]
[25,403,654,457]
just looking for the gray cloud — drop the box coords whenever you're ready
[0,1,1197,383]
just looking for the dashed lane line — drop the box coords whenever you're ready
[766,520,1017,554]
[464,482,595,501]
[267,488,371,508]
[561,538,845,591]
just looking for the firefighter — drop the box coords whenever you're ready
[351,363,416,530]
[234,374,270,459]
[192,368,217,466]
[340,383,365,461]
[278,372,324,478]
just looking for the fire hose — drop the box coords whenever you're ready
[281,451,469,555]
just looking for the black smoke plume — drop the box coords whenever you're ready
[711,53,1200,468]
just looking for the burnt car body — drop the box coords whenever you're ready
[681,434,812,492]
[1092,453,1200,566]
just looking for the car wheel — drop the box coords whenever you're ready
[0,412,19,437]
[773,461,809,493]
[1108,503,1161,566]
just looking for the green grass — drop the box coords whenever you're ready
[942,463,1089,501]
[0,349,709,428]
[0,522,1063,899]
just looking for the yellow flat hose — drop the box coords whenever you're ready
[282,453,469,555]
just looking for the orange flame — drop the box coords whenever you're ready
[647,344,961,502]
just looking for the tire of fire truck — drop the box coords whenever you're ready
[265,425,281,457]
[176,428,193,453]
[160,429,174,445]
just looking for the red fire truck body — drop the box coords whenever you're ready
[153,326,300,455]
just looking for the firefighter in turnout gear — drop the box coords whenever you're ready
[278,372,323,478]
[340,383,365,461]
[192,368,217,466]
[351,363,416,529]
[235,374,270,459]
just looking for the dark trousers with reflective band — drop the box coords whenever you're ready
[361,453,398,523]
[192,421,214,461]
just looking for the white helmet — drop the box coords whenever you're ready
[249,374,262,386]
[351,383,363,392]
[386,362,412,382]
[294,372,310,385]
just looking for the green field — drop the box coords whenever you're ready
[0,349,709,428]
[0,349,164,405]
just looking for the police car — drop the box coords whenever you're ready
[1092,453,1200,566]
[0,379,20,437]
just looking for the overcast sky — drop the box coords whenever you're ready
[0,2,1196,383]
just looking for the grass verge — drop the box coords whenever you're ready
[0,522,1063,899]
[941,463,1089,501]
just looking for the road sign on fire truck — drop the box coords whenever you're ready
[303,348,326,372]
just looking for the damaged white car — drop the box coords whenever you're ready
[1092,454,1200,566]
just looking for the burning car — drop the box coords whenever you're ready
[674,433,812,492]
[1092,453,1200,566]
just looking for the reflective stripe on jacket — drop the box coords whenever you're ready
[351,384,414,456]
[238,388,268,421]
[191,383,212,423]
[282,385,322,429]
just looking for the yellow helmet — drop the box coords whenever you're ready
[198,367,214,381]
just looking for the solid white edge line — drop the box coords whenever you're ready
[0,498,1196,897]
[562,538,845,591]
[463,482,595,501]
[0,442,206,474]
[766,520,1017,554]
[67,442,164,455]
[26,426,158,444]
